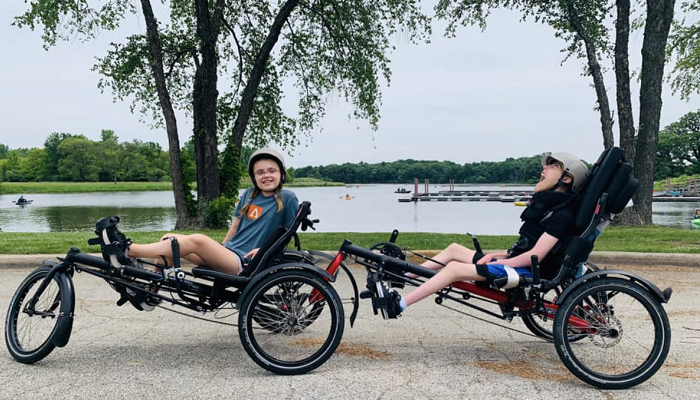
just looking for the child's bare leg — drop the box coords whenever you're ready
[129,233,241,275]
[407,243,477,278]
[403,262,484,308]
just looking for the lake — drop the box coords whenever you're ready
[1,185,699,234]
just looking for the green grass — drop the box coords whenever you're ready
[1,225,698,255]
[0,178,342,194]
[0,181,174,194]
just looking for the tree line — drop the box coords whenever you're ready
[2,108,698,185]
[0,131,175,183]
[294,156,545,184]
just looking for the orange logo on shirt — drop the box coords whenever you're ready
[247,205,263,220]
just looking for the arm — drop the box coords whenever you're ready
[222,216,241,244]
[476,252,508,264]
[489,233,560,268]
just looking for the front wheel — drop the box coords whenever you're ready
[238,270,344,375]
[5,266,74,363]
[553,277,670,389]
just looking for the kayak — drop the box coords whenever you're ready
[13,200,33,205]
[692,219,700,228]
[514,202,528,207]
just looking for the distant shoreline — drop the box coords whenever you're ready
[0,179,344,195]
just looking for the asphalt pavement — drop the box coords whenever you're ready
[0,256,699,399]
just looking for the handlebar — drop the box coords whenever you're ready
[339,240,437,279]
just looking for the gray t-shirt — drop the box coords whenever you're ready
[223,188,299,260]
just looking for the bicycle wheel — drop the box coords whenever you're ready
[239,270,344,375]
[521,286,586,342]
[5,266,73,364]
[521,286,562,340]
[553,277,670,389]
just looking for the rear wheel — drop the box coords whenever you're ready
[5,266,72,363]
[553,278,670,389]
[239,270,344,375]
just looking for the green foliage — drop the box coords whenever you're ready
[0,132,172,183]
[3,225,700,254]
[294,155,547,184]
[667,0,700,100]
[655,110,700,179]
[435,0,612,65]
[202,196,237,229]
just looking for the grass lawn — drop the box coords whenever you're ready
[1,225,698,254]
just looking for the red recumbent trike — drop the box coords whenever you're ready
[323,146,672,389]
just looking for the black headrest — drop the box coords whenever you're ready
[573,147,638,232]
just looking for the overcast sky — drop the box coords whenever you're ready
[1,2,696,168]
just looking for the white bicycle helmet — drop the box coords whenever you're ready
[541,152,589,193]
[248,147,287,187]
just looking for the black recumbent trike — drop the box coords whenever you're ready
[4,201,353,375]
[5,147,671,389]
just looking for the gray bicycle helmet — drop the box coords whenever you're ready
[248,147,287,187]
[541,152,589,193]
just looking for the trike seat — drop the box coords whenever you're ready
[191,201,315,284]
[488,147,638,290]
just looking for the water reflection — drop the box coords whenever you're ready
[1,187,699,233]
[1,192,177,232]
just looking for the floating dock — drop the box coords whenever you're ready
[398,190,532,203]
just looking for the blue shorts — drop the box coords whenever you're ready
[472,252,532,280]
[477,264,533,279]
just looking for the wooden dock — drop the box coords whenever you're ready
[398,190,532,203]
[397,190,700,203]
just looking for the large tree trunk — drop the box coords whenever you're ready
[192,0,225,227]
[140,0,193,229]
[615,0,635,160]
[220,0,300,197]
[564,0,614,149]
[629,0,675,225]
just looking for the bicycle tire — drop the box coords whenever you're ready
[239,270,344,375]
[553,277,670,389]
[5,266,73,364]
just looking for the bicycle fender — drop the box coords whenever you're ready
[308,250,359,328]
[236,262,335,309]
[42,260,76,348]
[556,269,671,304]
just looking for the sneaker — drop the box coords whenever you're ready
[375,281,402,319]
[95,216,132,266]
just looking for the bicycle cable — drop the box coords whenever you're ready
[156,304,239,327]
[438,302,551,341]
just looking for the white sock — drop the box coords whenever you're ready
[399,298,407,311]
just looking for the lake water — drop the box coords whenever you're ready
[1,185,699,234]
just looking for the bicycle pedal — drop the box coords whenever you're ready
[360,289,373,299]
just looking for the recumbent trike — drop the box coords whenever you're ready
[5,147,671,389]
[4,201,353,375]
[322,146,672,390]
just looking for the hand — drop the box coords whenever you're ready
[244,248,260,259]
[477,252,505,264]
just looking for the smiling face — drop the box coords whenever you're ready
[535,161,572,193]
[252,158,282,195]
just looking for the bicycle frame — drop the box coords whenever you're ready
[324,239,594,332]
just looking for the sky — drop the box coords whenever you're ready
[0,2,697,169]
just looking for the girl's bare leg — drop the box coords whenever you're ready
[403,262,484,308]
[129,233,241,275]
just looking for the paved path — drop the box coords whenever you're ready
[1,261,699,399]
